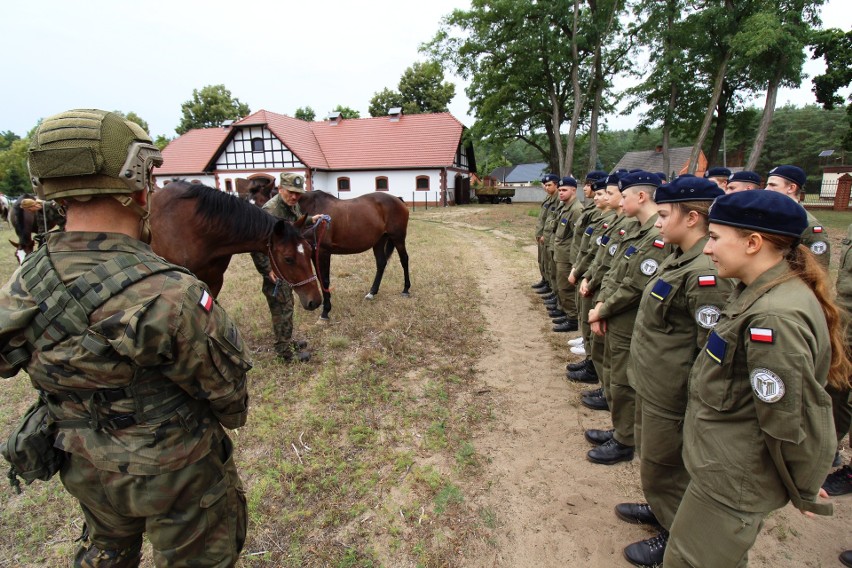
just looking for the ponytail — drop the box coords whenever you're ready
[756,232,852,390]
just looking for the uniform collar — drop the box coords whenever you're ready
[45,231,151,254]
[724,260,789,317]
[667,236,709,268]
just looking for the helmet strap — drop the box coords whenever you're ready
[111,193,152,244]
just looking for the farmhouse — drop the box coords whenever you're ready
[613,145,708,180]
[155,109,476,205]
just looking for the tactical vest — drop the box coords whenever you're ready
[7,245,201,432]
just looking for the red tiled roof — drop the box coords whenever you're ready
[238,110,330,169]
[310,112,464,170]
[158,109,466,174]
[158,127,231,174]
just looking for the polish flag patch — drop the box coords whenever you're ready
[619,229,626,236]
[749,327,774,343]
[653,239,665,248]
[698,275,717,287]
[603,223,610,229]
[199,290,214,312]
[813,226,823,233]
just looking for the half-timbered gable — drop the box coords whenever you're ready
[216,125,305,170]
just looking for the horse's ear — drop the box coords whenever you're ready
[294,214,308,229]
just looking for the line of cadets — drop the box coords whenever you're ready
[531,165,850,567]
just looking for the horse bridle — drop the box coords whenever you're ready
[266,214,332,292]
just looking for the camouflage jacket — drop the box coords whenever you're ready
[251,194,302,277]
[0,232,251,475]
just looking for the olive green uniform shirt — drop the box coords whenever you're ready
[629,237,734,413]
[573,210,615,280]
[553,198,582,262]
[587,214,639,302]
[684,261,835,514]
[0,232,251,475]
[570,201,601,266]
[802,211,830,269]
[535,194,557,238]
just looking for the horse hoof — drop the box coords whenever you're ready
[401,292,410,298]
[317,316,330,325]
[365,293,375,300]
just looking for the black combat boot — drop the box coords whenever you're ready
[567,359,589,372]
[623,529,669,567]
[615,503,659,525]
[568,363,598,383]
[531,279,548,289]
[552,319,578,332]
[581,393,609,410]
[587,438,634,465]
[584,428,614,446]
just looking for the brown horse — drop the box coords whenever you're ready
[150,181,322,310]
[235,177,276,207]
[297,190,411,320]
[8,194,64,264]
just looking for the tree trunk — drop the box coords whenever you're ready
[548,90,565,174]
[707,82,731,167]
[564,0,583,176]
[746,65,783,170]
[663,82,678,178]
[688,49,731,174]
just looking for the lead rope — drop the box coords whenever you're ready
[312,215,332,293]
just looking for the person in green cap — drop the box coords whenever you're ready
[251,173,323,362]
[0,109,250,567]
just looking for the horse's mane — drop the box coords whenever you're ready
[301,189,337,201]
[173,182,277,241]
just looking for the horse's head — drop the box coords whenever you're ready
[245,178,276,208]
[9,239,33,265]
[268,220,322,310]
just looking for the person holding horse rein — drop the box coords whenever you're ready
[251,172,323,363]
[0,109,251,567]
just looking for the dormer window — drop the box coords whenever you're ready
[251,138,264,152]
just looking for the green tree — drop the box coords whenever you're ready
[176,84,250,135]
[295,106,316,121]
[737,0,824,169]
[0,138,32,197]
[330,105,360,119]
[112,110,151,134]
[153,135,172,151]
[810,28,852,149]
[369,88,405,117]
[0,131,20,152]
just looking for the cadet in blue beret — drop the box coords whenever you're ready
[616,175,733,565]
[533,174,561,292]
[552,176,582,332]
[725,171,761,193]
[586,170,670,466]
[665,189,850,566]
[704,167,732,191]
[655,172,668,183]
[764,165,830,268]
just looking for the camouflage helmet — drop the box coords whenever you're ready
[28,109,162,200]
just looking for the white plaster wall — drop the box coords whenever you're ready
[154,174,216,188]
[311,169,444,201]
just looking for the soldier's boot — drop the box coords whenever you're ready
[567,359,588,372]
[623,529,668,568]
[74,543,142,568]
[587,438,634,465]
[552,319,578,333]
[281,349,311,363]
[531,280,548,289]
[584,428,614,446]
[553,315,569,324]
[292,339,308,350]
[614,502,659,525]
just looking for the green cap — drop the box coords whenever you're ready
[28,109,162,200]
[280,173,305,193]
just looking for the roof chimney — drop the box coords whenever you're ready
[388,107,402,122]
[221,119,234,128]
[327,111,342,125]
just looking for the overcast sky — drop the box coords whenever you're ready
[2,0,850,140]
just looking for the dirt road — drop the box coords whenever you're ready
[441,220,849,568]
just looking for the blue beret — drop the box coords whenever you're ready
[615,168,628,174]
[767,165,806,188]
[593,179,608,191]
[708,190,807,238]
[654,172,668,182]
[728,170,761,185]
[585,170,608,182]
[655,176,723,203]
[542,173,560,184]
[558,176,578,188]
[704,167,732,178]
[618,170,661,193]
[606,173,622,186]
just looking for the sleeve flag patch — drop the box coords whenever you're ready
[813,226,823,233]
[749,327,774,343]
[199,290,214,312]
[698,275,717,287]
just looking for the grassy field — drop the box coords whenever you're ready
[0,201,850,567]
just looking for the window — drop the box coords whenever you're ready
[375,176,389,191]
[337,177,351,191]
[416,176,430,191]
[225,180,233,193]
[251,138,264,152]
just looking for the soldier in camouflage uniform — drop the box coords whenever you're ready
[250,173,321,362]
[0,109,251,567]
[551,176,582,332]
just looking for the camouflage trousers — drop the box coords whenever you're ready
[61,434,246,568]
[261,277,295,357]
